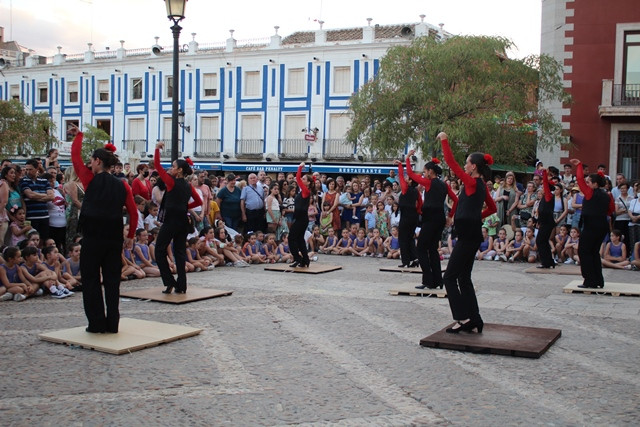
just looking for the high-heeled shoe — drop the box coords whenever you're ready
[460,318,484,333]
[162,286,174,294]
[409,259,420,268]
[289,261,300,268]
[298,260,310,268]
[446,321,464,333]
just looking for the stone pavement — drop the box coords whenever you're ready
[1,256,639,426]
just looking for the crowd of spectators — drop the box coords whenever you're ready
[1,154,638,303]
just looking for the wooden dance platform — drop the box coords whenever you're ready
[379,266,422,274]
[38,318,203,355]
[563,280,640,297]
[264,263,342,274]
[120,286,233,304]
[524,265,581,275]
[389,287,447,298]
[420,323,562,358]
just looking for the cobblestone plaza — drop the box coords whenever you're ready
[1,256,638,425]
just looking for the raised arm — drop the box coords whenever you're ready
[395,161,408,194]
[438,133,476,195]
[123,181,138,239]
[404,152,431,190]
[188,185,203,210]
[571,159,593,200]
[296,163,310,199]
[542,169,553,202]
[154,142,175,192]
[447,182,459,218]
[71,131,94,189]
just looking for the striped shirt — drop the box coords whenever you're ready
[19,176,51,219]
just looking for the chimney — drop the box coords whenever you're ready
[188,33,198,55]
[315,20,326,45]
[226,29,236,52]
[414,14,428,37]
[363,18,374,43]
[84,43,95,63]
[53,46,66,65]
[268,26,282,49]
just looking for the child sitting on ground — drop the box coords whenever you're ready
[561,227,580,265]
[186,237,212,271]
[198,227,225,267]
[351,228,370,257]
[277,232,294,263]
[333,228,353,256]
[243,233,267,264]
[492,227,509,261]
[554,224,570,262]
[0,247,32,301]
[368,228,385,258]
[64,242,82,291]
[523,226,538,263]
[601,230,630,270]
[19,246,55,297]
[133,229,161,277]
[477,227,496,261]
[121,239,146,281]
[320,227,338,254]
[384,226,401,259]
[42,246,76,293]
[506,229,526,262]
[307,225,325,258]
[263,233,280,263]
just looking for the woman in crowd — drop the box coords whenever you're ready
[322,178,341,232]
[512,181,537,230]
[63,166,84,250]
[44,148,60,171]
[570,158,615,289]
[216,173,242,231]
[0,166,22,245]
[405,152,458,288]
[494,171,520,227]
[289,162,314,268]
[439,132,496,334]
[613,182,633,251]
[71,128,138,334]
[132,163,153,201]
[153,142,202,294]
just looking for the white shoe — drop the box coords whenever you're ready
[195,267,202,272]
[564,259,574,264]
[483,255,493,261]
[61,287,74,296]
[50,289,66,299]
[234,261,249,268]
[499,254,508,262]
[0,292,13,301]
[207,265,215,271]
[493,255,500,261]
[311,256,318,262]
[13,293,27,302]
[35,288,44,296]
[508,256,515,263]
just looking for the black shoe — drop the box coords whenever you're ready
[398,264,408,268]
[71,285,83,292]
[298,261,310,268]
[415,285,427,289]
[409,260,420,268]
[460,318,484,333]
[578,284,604,289]
[85,327,104,333]
[162,286,174,294]
[446,322,464,334]
[536,264,555,269]
[426,284,444,290]
[289,261,300,268]
[127,274,137,281]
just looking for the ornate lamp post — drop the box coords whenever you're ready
[164,0,188,161]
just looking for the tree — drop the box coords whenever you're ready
[346,36,571,165]
[78,124,111,162]
[0,99,57,156]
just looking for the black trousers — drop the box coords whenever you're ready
[537,219,556,267]
[29,217,49,242]
[81,237,122,333]
[49,225,66,254]
[156,218,188,292]
[416,217,445,287]
[578,218,609,287]
[443,239,481,321]
[245,208,266,234]
[398,213,418,266]
[289,217,309,264]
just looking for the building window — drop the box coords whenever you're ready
[131,77,143,100]
[10,85,19,100]
[166,76,173,98]
[244,71,260,97]
[333,66,351,94]
[329,113,350,139]
[96,119,111,136]
[38,83,48,104]
[203,73,218,97]
[200,116,220,138]
[284,115,306,139]
[618,130,640,180]
[163,117,172,140]
[65,119,80,141]
[67,81,79,103]
[287,68,304,96]
[98,79,109,102]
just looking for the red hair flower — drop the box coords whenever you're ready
[104,143,117,153]
[483,153,494,166]
[184,157,194,166]
[431,157,440,164]
[597,171,605,178]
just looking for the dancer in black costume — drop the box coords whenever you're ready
[536,168,557,268]
[154,142,202,294]
[404,151,458,289]
[570,158,614,288]
[289,162,313,268]
[439,132,496,334]
[71,129,138,333]
[393,158,421,268]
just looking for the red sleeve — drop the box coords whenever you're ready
[405,157,431,191]
[607,193,615,217]
[123,181,138,239]
[542,170,553,202]
[71,132,93,189]
[188,185,203,210]
[481,185,497,219]
[441,138,475,195]
[416,191,423,215]
[576,163,593,200]
[397,163,408,194]
[447,183,459,218]
[154,148,175,192]
[296,164,310,199]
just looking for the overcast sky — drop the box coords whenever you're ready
[1,0,541,59]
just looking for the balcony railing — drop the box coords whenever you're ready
[122,139,147,154]
[279,139,308,159]
[156,139,182,159]
[236,139,263,158]
[613,84,640,106]
[323,138,355,159]
[194,139,221,158]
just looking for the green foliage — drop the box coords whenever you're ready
[0,99,57,156]
[347,36,571,165]
[79,123,111,162]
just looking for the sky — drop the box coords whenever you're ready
[0,0,541,59]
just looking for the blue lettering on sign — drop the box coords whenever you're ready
[244,165,284,172]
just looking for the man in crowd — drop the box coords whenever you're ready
[240,173,266,233]
[20,158,54,242]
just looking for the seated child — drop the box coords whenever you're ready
[384,226,401,259]
[214,227,249,267]
[42,246,75,293]
[561,227,580,265]
[492,228,509,261]
[64,242,82,291]
[523,226,538,263]
[0,247,33,301]
[121,240,146,280]
[320,227,338,254]
[476,227,496,260]
[198,227,225,267]
[368,228,385,258]
[332,228,353,255]
[262,233,280,263]
[133,229,161,277]
[506,229,526,262]
[601,230,630,270]
[554,224,570,262]
[277,232,293,263]
[352,228,370,257]
[440,234,457,260]
[307,225,325,258]
[628,241,640,271]
[243,233,267,264]
[186,237,212,271]
[19,246,56,297]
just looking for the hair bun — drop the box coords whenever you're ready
[431,157,440,165]
[104,143,117,153]
[483,153,494,166]
[184,157,194,166]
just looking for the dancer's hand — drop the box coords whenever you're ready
[407,149,416,157]
[569,158,580,166]
[393,159,401,165]
[156,141,165,150]
[299,162,306,169]
[436,132,448,141]
[124,237,133,248]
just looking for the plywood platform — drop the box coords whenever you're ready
[389,287,447,298]
[563,280,640,297]
[379,266,422,274]
[524,265,581,275]
[264,263,342,274]
[38,318,202,355]
[420,323,561,358]
[120,286,233,304]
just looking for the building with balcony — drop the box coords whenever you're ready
[0,18,448,176]
[540,0,640,181]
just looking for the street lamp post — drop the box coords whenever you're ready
[164,0,188,162]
